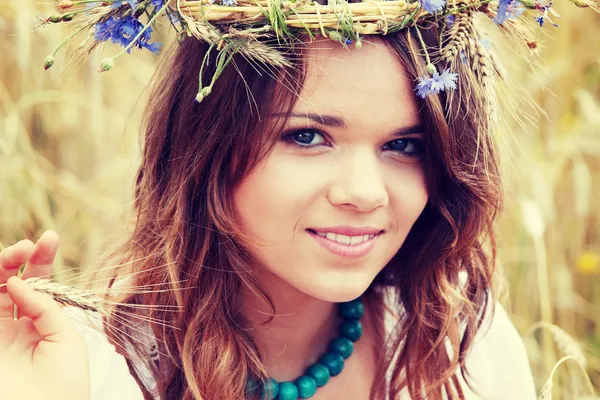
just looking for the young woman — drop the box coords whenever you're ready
[0,22,537,400]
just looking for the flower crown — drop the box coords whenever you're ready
[40,0,596,102]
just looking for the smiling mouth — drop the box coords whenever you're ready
[306,229,382,258]
[306,229,382,246]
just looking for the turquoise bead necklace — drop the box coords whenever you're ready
[246,297,365,400]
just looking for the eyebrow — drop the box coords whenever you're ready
[276,112,425,136]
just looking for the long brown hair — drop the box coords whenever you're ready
[101,25,502,400]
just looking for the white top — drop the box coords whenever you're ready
[68,298,537,400]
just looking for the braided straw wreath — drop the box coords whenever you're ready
[38,0,598,102]
[15,0,599,344]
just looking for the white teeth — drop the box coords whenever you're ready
[325,232,339,242]
[315,232,376,245]
[339,234,352,245]
[351,235,369,245]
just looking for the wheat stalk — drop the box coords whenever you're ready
[0,274,187,356]
[0,275,186,315]
[183,17,293,68]
[470,37,501,127]
[538,378,554,400]
[0,277,106,313]
[529,321,588,368]
[537,356,597,399]
[548,325,588,368]
[538,379,553,400]
[470,39,493,82]
[441,9,475,66]
[237,40,292,67]
[176,0,427,26]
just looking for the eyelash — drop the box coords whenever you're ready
[281,128,425,158]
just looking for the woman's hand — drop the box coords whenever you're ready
[0,231,90,400]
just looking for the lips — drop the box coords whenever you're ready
[306,229,382,258]
[309,226,384,236]
[314,231,376,244]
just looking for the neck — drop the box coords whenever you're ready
[237,271,343,381]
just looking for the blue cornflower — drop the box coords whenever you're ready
[445,14,455,27]
[415,68,458,98]
[494,0,526,24]
[94,16,162,54]
[421,0,446,13]
[222,0,238,5]
[115,1,164,10]
[494,0,511,24]
[94,17,119,41]
[534,1,560,27]
[507,3,526,19]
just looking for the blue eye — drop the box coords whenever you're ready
[281,129,424,158]
[383,138,424,157]
[283,129,327,147]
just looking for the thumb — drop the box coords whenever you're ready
[6,276,80,343]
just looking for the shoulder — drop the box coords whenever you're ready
[381,285,537,399]
[461,300,537,400]
[64,307,147,400]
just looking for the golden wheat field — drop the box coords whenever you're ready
[1,0,599,399]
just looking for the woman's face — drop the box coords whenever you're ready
[233,38,428,303]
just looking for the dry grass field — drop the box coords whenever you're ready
[1,1,599,398]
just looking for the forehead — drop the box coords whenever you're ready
[291,38,421,128]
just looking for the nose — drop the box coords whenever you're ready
[327,150,389,212]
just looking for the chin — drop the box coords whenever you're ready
[301,276,375,304]
[283,259,384,304]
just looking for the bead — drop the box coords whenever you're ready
[246,378,260,395]
[306,363,330,387]
[262,378,279,400]
[277,382,299,400]
[329,336,354,359]
[319,352,345,376]
[340,319,363,342]
[338,298,364,319]
[295,376,317,398]
[257,299,365,399]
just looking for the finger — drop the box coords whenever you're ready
[22,230,59,281]
[6,276,81,343]
[0,240,35,290]
[0,240,35,318]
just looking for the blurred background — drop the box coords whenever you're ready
[1,1,599,398]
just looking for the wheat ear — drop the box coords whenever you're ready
[0,277,105,314]
[441,10,475,66]
[537,356,597,399]
[529,321,588,368]
[182,16,292,68]
[471,38,500,126]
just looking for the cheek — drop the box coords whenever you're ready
[233,153,324,240]
[387,165,429,232]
